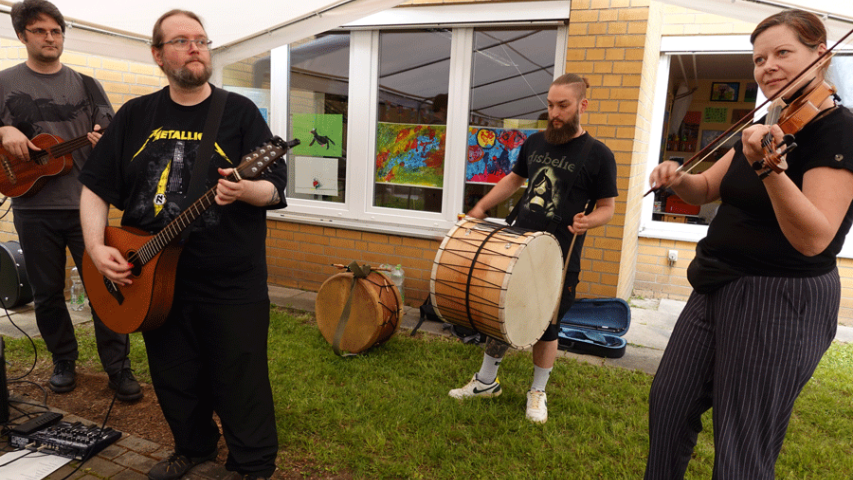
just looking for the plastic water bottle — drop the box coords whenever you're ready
[389,264,405,302]
[69,267,86,311]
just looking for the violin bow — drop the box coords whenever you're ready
[644,24,853,197]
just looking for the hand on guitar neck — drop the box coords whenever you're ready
[0,124,107,198]
[81,136,298,333]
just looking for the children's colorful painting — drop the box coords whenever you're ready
[466,127,539,184]
[375,123,445,188]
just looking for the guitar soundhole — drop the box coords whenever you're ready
[127,252,142,277]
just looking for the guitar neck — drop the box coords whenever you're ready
[129,136,292,266]
[134,180,228,265]
[31,134,92,163]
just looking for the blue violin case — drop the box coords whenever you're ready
[557,298,630,358]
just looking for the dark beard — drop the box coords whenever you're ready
[165,63,212,89]
[544,116,580,144]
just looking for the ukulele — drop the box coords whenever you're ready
[0,132,95,198]
[81,136,297,334]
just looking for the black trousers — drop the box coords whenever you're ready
[645,270,839,479]
[13,209,129,374]
[143,299,278,477]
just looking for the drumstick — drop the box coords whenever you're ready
[330,263,391,272]
[550,200,592,326]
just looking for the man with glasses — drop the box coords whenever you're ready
[80,9,284,480]
[0,0,140,401]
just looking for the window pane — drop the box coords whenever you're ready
[222,52,272,123]
[288,33,350,203]
[828,55,853,109]
[653,53,754,226]
[374,30,451,213]
[464,28,557,217]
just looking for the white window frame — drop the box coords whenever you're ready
[266,3,569,238]
[641,35,853,259]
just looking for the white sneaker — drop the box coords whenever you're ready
[526,390,548,423]
[448,375,501,399]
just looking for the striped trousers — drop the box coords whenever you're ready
[644,270,839,480]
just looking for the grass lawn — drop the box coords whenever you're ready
[5,306,853,479]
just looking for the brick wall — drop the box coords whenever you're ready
[267,221,441,306]
[558,0,660,300]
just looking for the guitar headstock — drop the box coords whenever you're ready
[235,136,300,180]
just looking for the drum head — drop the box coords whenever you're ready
[315,272,384,354]
[0,241,33,309]
[502,232,562,347]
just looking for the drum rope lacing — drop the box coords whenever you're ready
[461,222,514,336]
[432,221,526,330]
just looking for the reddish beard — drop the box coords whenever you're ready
[544,115,580,144]
[164,60,212,89]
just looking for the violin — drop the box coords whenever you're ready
[753,80,837,179]
[644,25,853,197]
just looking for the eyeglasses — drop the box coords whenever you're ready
[25,28,63,38]
[158,38,212,51]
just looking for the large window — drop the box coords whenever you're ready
[287,33,350,203]
[373,30,452,213]
[644,38,853,256]
[651,52,755,227]
[464,27,557,217]
[269,3,569,235]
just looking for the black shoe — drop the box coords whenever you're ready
[49,360,76,393]
[108,368,143,402]
[148,450,217,480]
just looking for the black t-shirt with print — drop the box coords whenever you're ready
[79,85,287,304]
[512,131,618,272]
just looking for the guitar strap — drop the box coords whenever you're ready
[80,74,113,125]
[180,86,229,241]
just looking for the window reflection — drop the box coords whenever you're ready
[288,33,350,203]
[373,30,451,213]
[463,27,557,218]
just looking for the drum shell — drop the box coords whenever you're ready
[0,241,33,309]
[430,218,562,349]
[315,271,403,354]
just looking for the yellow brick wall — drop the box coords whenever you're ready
[0,39,168,110]
[660,4,756,36]
[561,0,658,300]
[840,257,853,324]
[267,222,441,306]
[633,238,695,300]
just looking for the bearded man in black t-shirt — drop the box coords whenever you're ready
[449,73,618,424]
[79,10,284,480]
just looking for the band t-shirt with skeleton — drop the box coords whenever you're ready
[511,131,617,272]
[0,63,113,209]
[79,86,287,304]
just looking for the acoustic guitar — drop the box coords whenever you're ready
[0,132,96,198]
[81,136,296,334]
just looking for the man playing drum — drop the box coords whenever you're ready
[449,73,618,424]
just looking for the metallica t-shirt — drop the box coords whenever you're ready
[79,85,287,304]
[511,131,617,272]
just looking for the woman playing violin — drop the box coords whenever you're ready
[645,10,853,479]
